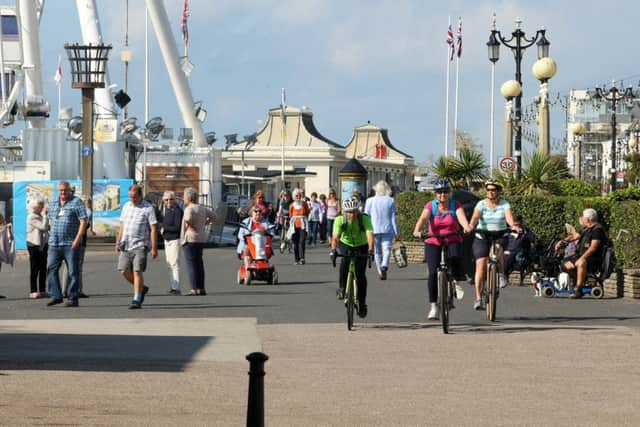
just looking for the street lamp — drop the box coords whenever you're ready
[501,79,521,161]
[487,17,549,174]
[570,122,586,179]
[532,57,557,155]
[589,81,637,190]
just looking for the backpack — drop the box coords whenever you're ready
[600,237,616,280]
[429,199,457,225]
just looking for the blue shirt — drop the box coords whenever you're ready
[48,196,88,246]
[364,195,398,236]
[474,198,511,231]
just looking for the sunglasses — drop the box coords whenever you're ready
[163,198,174,201]
[486,188,498,192]
[435,190,449,194]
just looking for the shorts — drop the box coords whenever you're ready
[472,233,507,259]
[564,255,601,273]
[117,248,148,272]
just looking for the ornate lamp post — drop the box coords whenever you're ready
[487,17,550,173]
[532,57,557,154]
[589,82,636,190]
[500,79,522,161]
[570,122,586,179]
[64,43,112,202]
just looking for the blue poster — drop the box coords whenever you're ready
[12,179,133,250]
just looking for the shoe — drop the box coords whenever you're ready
[455,282,464,300]
[140,285,149,303]
[39,292,49,298]
[357,303,368,318]
[473,299,483,310]
[129,300,142,309]
[185,290,198,296]
[78,292,89,298]
[380,268,387,280]
[197,289,207,296]
[336,288,345,300]
[46,298,63,307]
[294,260,300,265]
[570,287,584,299]
[499,274,508,288]
[65,300,79,307]
[300,259,306,265]
[428,303,439,320]
[168,289,181,295]
[29,292,40,299]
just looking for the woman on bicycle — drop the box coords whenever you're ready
[412,179,470,320]
[330,198,374,318]
[467,179,514,310]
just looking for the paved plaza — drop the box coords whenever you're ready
[1,244,639,426]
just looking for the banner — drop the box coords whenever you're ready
[94,118,118,143]
[12,179,133,250]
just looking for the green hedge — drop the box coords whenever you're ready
[397,191,640,268]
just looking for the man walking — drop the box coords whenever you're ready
[116,184,158,309]
[161,191,183,294]
[45,180,88,307]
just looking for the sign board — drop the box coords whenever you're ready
[498,156,517,173]
[94,118,118,143]
[616,171,625,183]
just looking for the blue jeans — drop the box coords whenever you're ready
[47,245,80,301]
[183,242,205,290]
[308,221,319,245]
[374,233,394,274]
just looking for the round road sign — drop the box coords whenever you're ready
[499,156,516,173]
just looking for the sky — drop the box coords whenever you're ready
[11,0,640,164]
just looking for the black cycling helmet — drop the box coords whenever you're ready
[433,179,451,192]
[484,179,503,190]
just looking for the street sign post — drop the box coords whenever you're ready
[498,156,517,173]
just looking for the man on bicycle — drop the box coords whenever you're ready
[467,179,514,310]
[330,198,374,318]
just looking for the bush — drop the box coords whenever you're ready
[559,179,600,197]
[609,201,640,268]
[606,184,640,202]
[396,191,432,240]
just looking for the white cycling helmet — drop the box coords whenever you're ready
[342,198,360,212]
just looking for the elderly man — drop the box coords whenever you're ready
[45,180,88,307]
[116,184,158,309]
[560,208,607,299]
[160,191,183,295]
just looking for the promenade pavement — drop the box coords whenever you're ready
[1,243,639,426]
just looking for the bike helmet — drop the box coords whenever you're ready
[342,198,360,212]
[484,179,503,190]
[433,179,451,192]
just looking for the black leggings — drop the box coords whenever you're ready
[338,242,369,303]
[292,228,307,262]
[425,242,464,303]
[27,245,48,293]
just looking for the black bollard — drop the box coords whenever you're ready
[246,352,269,427]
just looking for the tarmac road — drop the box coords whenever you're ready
[1,244,639,426]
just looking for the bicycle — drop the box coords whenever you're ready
[421,231,461,334]
[279,215,291,254]
[475,229,509,322]
[331,249,372,331]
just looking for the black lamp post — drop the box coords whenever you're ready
[590,83,636,191]
[487,17,549,174]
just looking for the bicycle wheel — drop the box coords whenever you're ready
[486,263,498,321]
[438,270,449,334]
[346,275,355,331]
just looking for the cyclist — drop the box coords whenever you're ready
[467,179,514,310]
[330,198,374,318]
[412,179,471,320]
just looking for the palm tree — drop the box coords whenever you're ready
[432,156,460,184]
[513,151,569,195]
[454,147,486,190]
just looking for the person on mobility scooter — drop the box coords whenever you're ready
[236,207,278,285]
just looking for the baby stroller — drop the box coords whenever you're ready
[531,238,604,299]
[237,224,279,286]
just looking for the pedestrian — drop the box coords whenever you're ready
[289,188,310,265]
[160,191,183,295]
[307,192,321,247]
[45,180,88,307]
[181,187,216,296]
[116,184,158,309]
[326,189,340,241]
[0,214,15,298]
[364,181,399,281]
[318,193,328,244]
[26,197,49,299]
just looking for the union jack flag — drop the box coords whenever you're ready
[181,0,189,46]
[446,24,454,61]
[456,17,463,58]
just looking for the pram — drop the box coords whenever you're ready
[531,238,605,299]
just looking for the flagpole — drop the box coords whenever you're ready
[444,17,451,157]
[281,88,286,186]
[453,17,462,158]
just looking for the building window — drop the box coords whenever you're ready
[1,16,18,37]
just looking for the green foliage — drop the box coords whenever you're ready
[431,147,486,191]
[606,184,640,201]
[609,201,640,268]
[559,179,600,197]
[508,196,567,241]
[396,191,432,240]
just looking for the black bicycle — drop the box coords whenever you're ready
[421,232,461,334]
[332,249,372,331]
[475,229,509,321]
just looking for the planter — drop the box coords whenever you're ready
[622,269,640,299]
[401,241,425,264]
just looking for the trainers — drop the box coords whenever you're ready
[455,282,464,300]
[336,288,345,300]
[473,299,483,310]
[129,300,142,309]
[140,285,149,303]
[499,274,508,288]
[427,303,439,320]
[168,289,181,295]
[357,303,368,318]
[570,287,584,299]
[380,267,387,281]
[29,292,40,299]
[300,259,306,265]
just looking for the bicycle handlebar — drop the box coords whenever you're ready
[330,251,372,269]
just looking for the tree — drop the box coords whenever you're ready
[455,130,482,154]
[511,151,569,195]
[431,147,486,190]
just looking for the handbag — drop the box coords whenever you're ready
[392,241,408,268]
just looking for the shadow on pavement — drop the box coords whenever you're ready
[0,333,211,372]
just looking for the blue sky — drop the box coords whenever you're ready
[17,0,640,163]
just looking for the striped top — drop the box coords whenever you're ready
[119,200,158,251]
[474,199,511,231]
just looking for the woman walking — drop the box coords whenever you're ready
[27,198,49,298]
[326,189,340,241]
[289,188,310,265]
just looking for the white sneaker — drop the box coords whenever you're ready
[499,274,508,288]
[455,281,464,300]
[473,299,483,310]
[428,303,439,320]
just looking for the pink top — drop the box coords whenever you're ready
[424,200,463,246]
